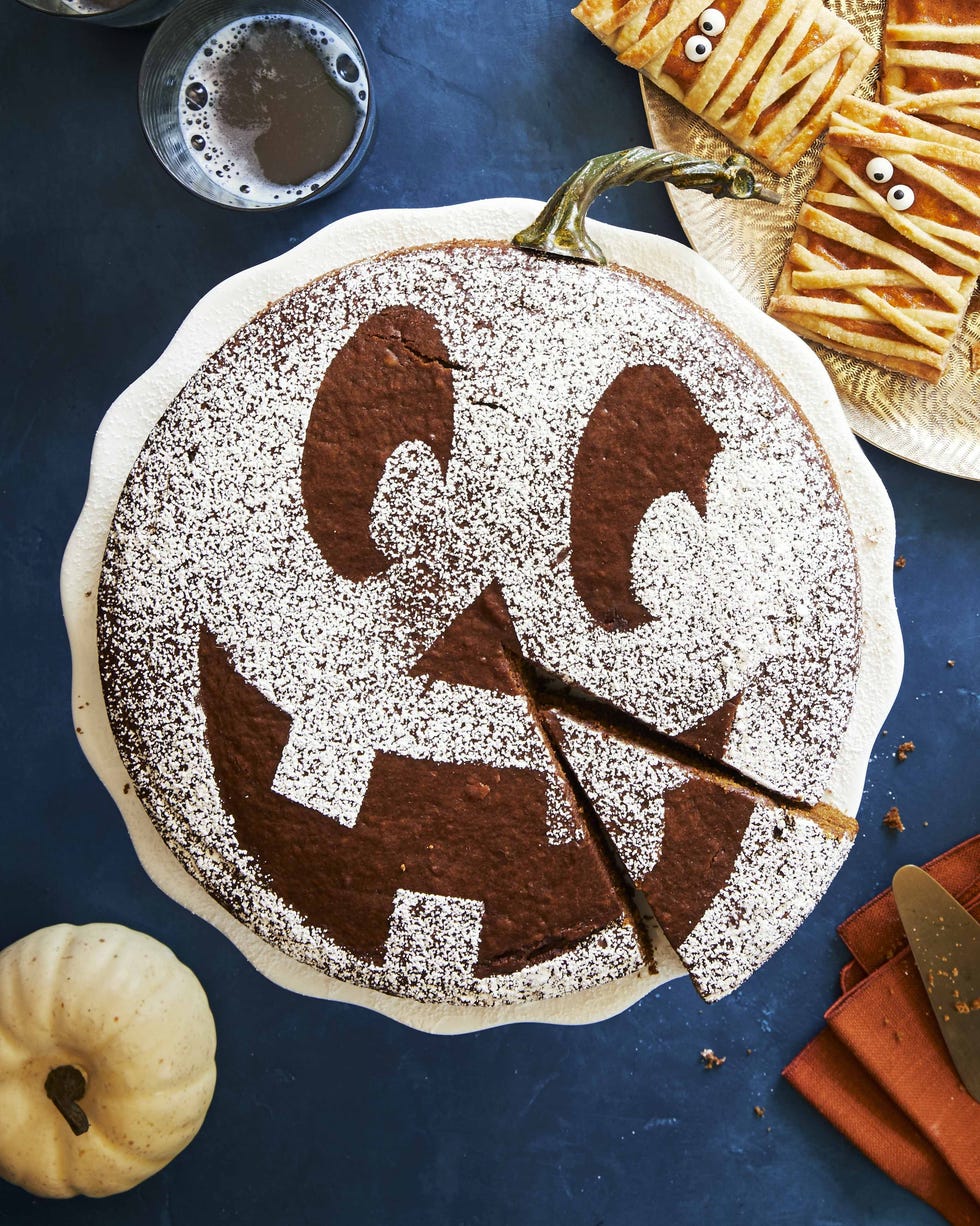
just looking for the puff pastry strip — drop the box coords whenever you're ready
[571,0,876,175]
[768,97,980,383]
[882,1,980,138]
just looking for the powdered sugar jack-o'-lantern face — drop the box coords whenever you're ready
[98,240,861,1008]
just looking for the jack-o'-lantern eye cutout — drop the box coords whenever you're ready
[302,306,455,582]
[304,310,722,639]
[283,311,730,851]
[569,364,721,632]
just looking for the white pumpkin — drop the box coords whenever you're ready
[0,923,216,1198]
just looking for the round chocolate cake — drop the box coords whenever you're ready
[97,239,862,1008]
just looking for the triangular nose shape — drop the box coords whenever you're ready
[409,581,523,694]
[675,691,743,759]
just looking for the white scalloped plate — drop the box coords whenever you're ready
[61,200,904,1033]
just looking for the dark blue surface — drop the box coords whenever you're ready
[2,2,979,1221]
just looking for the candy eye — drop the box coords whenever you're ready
[685,34,713,62]
[886,184,915,211]
[698,7,726,35]
[866,156,894,185]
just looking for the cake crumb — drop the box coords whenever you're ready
[753,1105,766,1118]
[882,807,905,832]
[972,341,980,373]
[947,659,955,668]
[895,740,915,762]
[894,555,906,569]
[700,1048,726,1070]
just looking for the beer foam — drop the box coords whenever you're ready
[179,14,369,206]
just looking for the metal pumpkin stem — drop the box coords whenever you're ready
[513,146,780,265]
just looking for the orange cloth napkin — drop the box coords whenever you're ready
[784,836,980,1226]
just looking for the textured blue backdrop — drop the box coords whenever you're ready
[2,1,979,1222]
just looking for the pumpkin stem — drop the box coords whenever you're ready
[513,146,780,266]
[45,1065,90,1136]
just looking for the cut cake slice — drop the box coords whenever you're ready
[545,710,856,1001]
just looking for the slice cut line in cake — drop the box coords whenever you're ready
[768,97,980,383]
[570,0,877,175]
[543,709,856,1001]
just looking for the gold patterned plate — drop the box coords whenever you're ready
[641,0,980,481]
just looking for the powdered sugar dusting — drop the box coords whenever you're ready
[99,241,859,1007]
[679,807,852,1001]
[384,890,485,998]
[556,720,685,881]
[555,714,854,1000]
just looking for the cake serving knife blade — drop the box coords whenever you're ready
[892,864,980,1103]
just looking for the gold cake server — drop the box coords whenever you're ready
[893,864,980,1103]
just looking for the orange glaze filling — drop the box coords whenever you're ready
[638,0,674,42]
[753,46,847,139]
[792,135,980,341]
[891,0,976,24]
[660,0,744,88]
[899,63,977,111]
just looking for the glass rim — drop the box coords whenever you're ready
[138,0,375,213]
[14,0,178,24]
